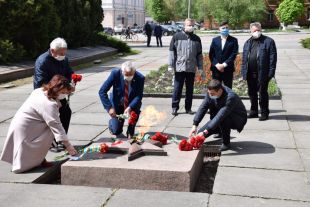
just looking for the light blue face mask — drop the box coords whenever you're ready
[220,28,229,37]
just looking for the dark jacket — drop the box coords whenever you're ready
[98,69,145,113]
[33,50,73,89]
[168,31,203,73]
[154,25,163,37]
[209,35,238,73]
[144,23,153,36]
[193,86,247,132]
[241,35,277,82]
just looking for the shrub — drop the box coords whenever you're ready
[96,32,131,53]
[0,39,25,63]
[301,38,310,49]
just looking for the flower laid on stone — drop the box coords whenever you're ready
[178,135,205,151]
[179,139,193,151]
[71,73,82,84]
[189,134,205,149]
[128,111,138,125]
[54,143,109,161]
[151,132,168,145]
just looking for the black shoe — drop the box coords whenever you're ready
[171,108,178,116]
[259,114,269,121]
[220,144,231,151]
[247,112,258,118]
[213,133,222,138]
[185,110,195,115]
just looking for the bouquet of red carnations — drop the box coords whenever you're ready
[71,73,82,84]
[178,134,206,151]
[128,111,138,125]
[151,132,168,145]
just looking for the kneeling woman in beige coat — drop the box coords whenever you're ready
[0,75,77,173]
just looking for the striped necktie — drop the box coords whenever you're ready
[124,80,129,108]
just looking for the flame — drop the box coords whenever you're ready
[137,105,167,138]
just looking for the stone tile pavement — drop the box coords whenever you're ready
[0,33,310,206]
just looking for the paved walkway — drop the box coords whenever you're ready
[0,33,310,206]
[0,46,117,83]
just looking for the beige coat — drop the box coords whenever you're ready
[0,88,68,173]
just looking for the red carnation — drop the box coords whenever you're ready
[179,139,193,151]
[151,132,168,145]
[189,134,205,149]
[71,73,82,84]
[100,143,109,153]
[128,111,138,125]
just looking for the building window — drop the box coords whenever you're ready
[268,10,274,22]
[308,8,310,20]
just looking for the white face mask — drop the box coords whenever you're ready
[184,26,194,33]
[210,95,219,100]
[252,31,262,39]
[124,76,133,81]
[55,55,65,61]
[57,94,67,100]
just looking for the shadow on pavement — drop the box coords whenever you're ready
[270,114,310,122]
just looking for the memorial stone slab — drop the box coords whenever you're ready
[61,134,204,192]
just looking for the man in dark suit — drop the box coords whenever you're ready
[189,80,247,151]
[99,61,145,138]
[154,24,163,47]
[144,21,153,47]
[241,22,277,121]
[209,21,238,89]
[34,37,73,150]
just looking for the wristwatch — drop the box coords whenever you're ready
[203,131,208,138]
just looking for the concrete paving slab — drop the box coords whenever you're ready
[299,149,310,172]
[70,101,97,113]
[209,194,310,207]
[230,130,295,149]
[67,124,105,141]
[70,112,109,126]
[0,123,9,137]
[0,93,29,101]
[289,121,310,132]
[213,166,310,201]
[0,161,49,183]
[0,100,23,110]
[294,132,310,149]
[0,110,15,123]
[79,102,107,113]
[220,148,304,171]
[61,139,204,192]
[243,117,289,131]
[0,136,5,153]
[106,189,209,207]
[0,183,112,207]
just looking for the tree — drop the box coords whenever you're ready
[0,0,60,61]
[276,0,304,29]
[206,0,266,29]
[146,0,170,23]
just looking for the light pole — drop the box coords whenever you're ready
[187,0,191,18]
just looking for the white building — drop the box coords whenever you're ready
[102,0,145,28]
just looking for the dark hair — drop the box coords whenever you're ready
[42,75,73,99]
[207,79,223,91]
[220,20,229,27]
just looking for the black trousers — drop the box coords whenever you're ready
[172,72,195,111]
[247,76,270,115]
[147,35,151,46]
[212,70,233,89]
[59,99,71,133]
[112,107,140,136]
[198,114,233,145]
[156,36,162,47]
